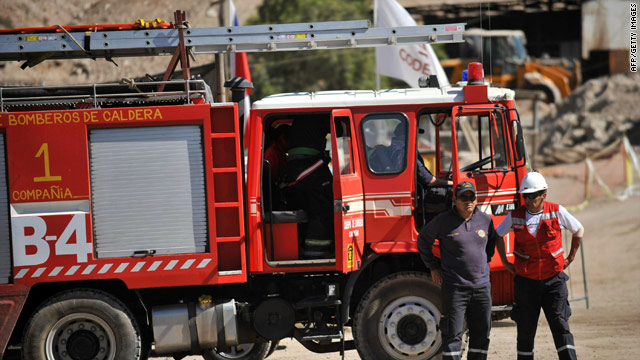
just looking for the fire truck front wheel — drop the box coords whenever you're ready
[353,272,442,360]
[21,289,143,360]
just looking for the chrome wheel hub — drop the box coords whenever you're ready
[378,296,441,359]
[46,313,116,360]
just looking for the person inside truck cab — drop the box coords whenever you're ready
[377,121,452,187]
[278,115,334,259]
[264,121,291,182]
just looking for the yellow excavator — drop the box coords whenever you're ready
[442,28,581,103]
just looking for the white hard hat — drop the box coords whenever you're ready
[519,172,548,193]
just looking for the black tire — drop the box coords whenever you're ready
[202,342,271,360]
[22,288,143,360]
[528,84,560,104]
[353,272,442,360]
[265,340,279,358]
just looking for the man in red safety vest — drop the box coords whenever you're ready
[496,172,584,360]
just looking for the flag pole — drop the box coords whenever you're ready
[216,0,227,102]
[228,0,235,77]
[374,0,381,90]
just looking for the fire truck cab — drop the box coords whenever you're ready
[246,74,528,341]
[249,80,527,272]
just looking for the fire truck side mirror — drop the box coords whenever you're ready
[419,75,440,88]
[513,120,525,161]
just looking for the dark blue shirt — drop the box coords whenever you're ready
[416,154,434,186]
[418,207,497,287]
[387,137,434,185]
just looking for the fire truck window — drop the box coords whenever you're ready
[453,113,509,171]
[436,114,454,174]
[490,113,509,169]
[417,113,443,176]
[334,117,354,175]
[362,114,408,175]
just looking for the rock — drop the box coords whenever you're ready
[538,74,640,165]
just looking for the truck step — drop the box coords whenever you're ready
[295,297,341,309]
[267,259,336,267]
[299,331,344,342]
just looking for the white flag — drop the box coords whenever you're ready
[375,0,449,87]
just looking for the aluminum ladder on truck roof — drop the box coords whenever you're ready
[0,19,465,63]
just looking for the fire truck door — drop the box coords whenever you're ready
[449,106,519,229]
[330,110,365,273]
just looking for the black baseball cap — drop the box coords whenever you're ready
[455,181,476,197]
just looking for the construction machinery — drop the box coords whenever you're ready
[442,28,581,103]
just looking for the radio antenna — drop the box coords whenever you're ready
[488,3,493,86]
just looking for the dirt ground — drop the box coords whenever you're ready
[155,172,640,360]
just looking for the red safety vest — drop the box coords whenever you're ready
[511,201,564,280]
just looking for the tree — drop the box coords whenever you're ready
[247,0,404,100]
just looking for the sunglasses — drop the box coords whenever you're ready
[457,194,476,202]
[523,191,545,199]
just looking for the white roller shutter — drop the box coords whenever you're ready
[0,135,10,283]
[90,126,208,258]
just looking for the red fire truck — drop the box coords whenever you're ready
[0,14,527,360]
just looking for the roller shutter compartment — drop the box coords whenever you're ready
[89,126,208,258]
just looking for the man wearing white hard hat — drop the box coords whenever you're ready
[495,171,584,360]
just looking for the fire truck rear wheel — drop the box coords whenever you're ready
[21,289,143,360]
[353,272,442,360]
[202,341,271,360]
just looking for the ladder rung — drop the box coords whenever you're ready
[0,20,465,62]
[187,23,465,54]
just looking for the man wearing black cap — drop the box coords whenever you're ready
[418,181,498,360]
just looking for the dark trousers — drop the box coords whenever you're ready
[512,272,577,360]
[440,282,492,360]
[279,157,334,257]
